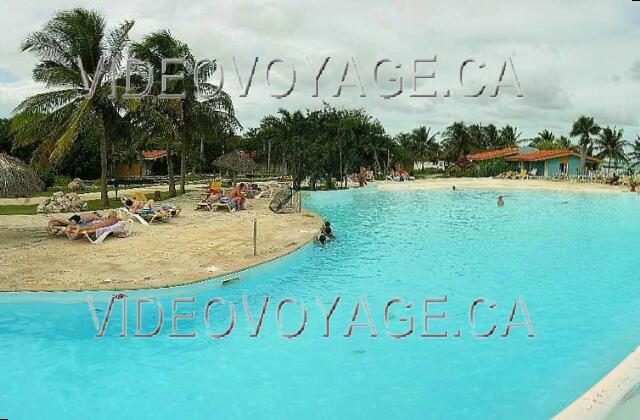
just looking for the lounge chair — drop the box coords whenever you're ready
[524,168,538,179]
[83,220,133,244]
[198,196,234,212]
[118,206,149,225]
[119,197,180,223]
[514,169,527,179]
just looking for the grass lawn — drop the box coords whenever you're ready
[0,192,177,216]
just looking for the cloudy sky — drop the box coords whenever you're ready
[1,0,640,140]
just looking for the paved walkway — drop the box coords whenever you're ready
[0,183,206,206]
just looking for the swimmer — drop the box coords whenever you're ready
[322,221,335,239]
[497,196,505,206]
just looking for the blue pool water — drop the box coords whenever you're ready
[1,187,640,419]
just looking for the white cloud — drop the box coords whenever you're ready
[0,0,639,140]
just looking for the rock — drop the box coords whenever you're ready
[37,192,88,214]
[67,178,86,191]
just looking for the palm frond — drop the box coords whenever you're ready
[106,19,135,72]
[13,89,83,114]
[50,97,94,164]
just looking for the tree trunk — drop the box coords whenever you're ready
[180,142,187,195]
[580,144,587,174]
[167,151,176,197]
[267,138,272,174]
[339,147,343,189]
[99,123,109,207]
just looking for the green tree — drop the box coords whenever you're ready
[0,118,11,154]
[498,125,521,147]
[467,124,485,150]
[409,126,438,170]
[482,124,500,150]
[556,135,573,150]
[442,122,474,159]
[130,30,236,195]
[570,115,600,174]
[13,8,134,206]
[595,126,627,172]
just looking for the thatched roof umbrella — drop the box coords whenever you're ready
[214,151,258,185]
[0,153,45,198]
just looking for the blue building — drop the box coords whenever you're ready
[507,150,601,177]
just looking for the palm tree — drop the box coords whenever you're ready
[630,136,640,170]
[570,115,600,174]
[538,129,555,142]
[498,125,521,147]
[465,124,486,150]
[12,8,134,206]
[130,30,236,195]
[482,124,499,150]
[595,126,627,173]
[556,135,573,150]
[530,129,556,149]
[410,126,438,169]
[442,122,473,159]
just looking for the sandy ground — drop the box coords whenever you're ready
[378,177,630,194]
[0,191,322,291]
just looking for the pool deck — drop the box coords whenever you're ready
[0,191,322,292]
[553,346,640,419]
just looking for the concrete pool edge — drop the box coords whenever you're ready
[553,346,640,419]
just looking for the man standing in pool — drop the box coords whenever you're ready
[497,196,505,206]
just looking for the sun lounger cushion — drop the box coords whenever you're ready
[95,221,127,238]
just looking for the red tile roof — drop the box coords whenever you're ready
[466,147,518,161]
[141,150,168,160]
[507,149,601,163]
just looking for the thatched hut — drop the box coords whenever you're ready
[0,153,45,198]
[213,151,258,184]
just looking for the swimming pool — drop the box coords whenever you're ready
[1,187,639,419]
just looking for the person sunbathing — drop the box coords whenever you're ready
[65,211,119,240]
[206,187,223,203]
[125,198,155,214]
[47,212,102,234]
[230,183,246,210]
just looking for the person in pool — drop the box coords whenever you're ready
[314,233,327,245]
[321,220,335,239]
[497,196,505,206]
